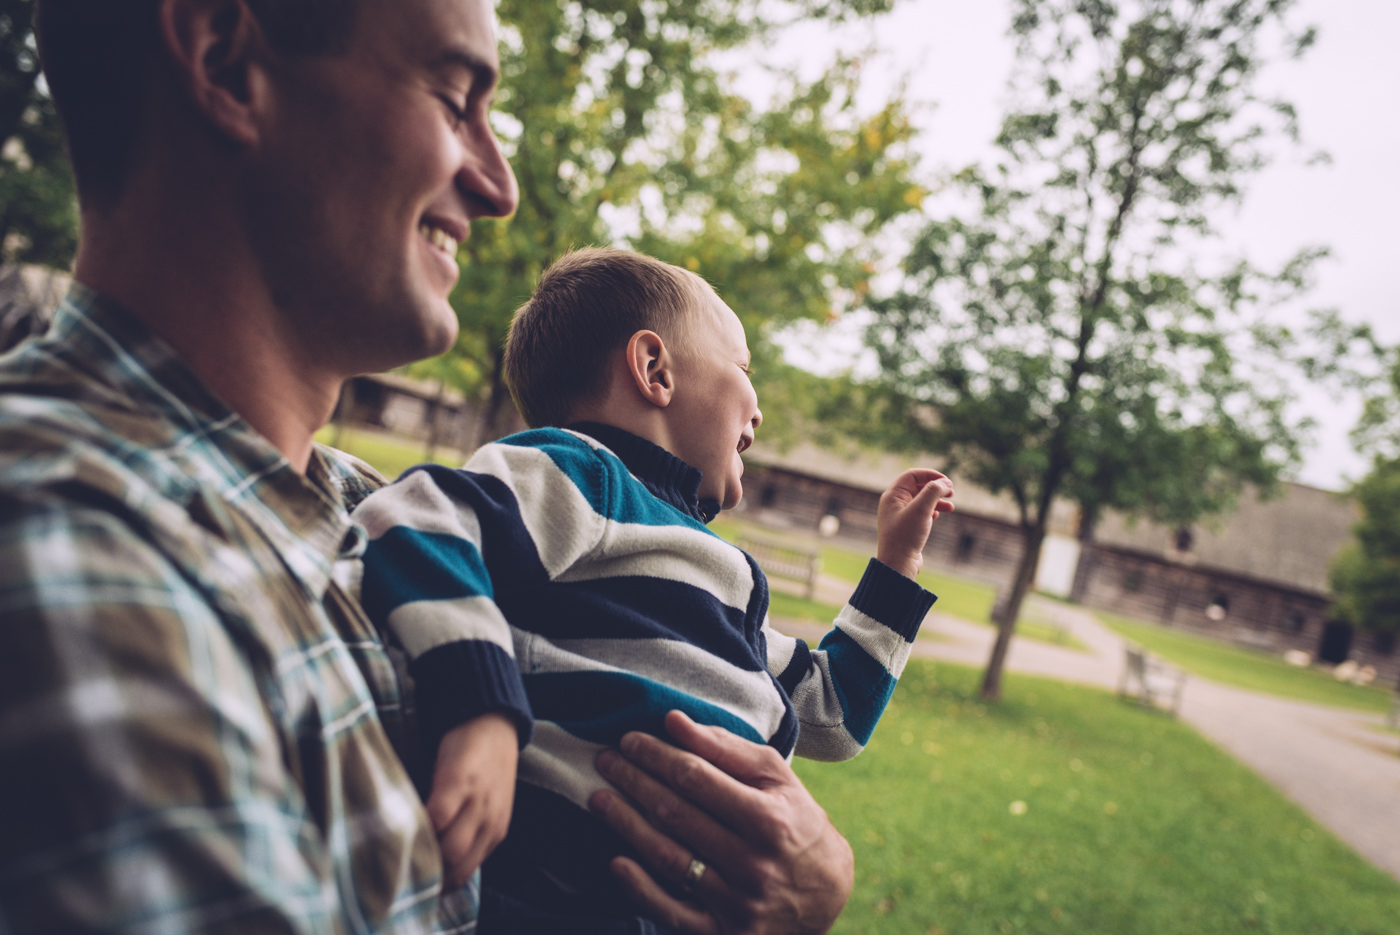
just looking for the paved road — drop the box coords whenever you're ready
[774,589,1400,882]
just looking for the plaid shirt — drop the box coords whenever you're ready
[0,286,474,933]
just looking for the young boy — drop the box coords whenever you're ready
[352,247,954,926]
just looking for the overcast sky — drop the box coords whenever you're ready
[748,0,1400,492]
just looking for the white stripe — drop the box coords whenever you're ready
[532,637,788,740]
[356,470,482,545]
[556,522,753,610]
[388,596,514,659]
[463,444,603,577]
[517,721,612,810]
[834,604,914,678]
[764,622,797,674]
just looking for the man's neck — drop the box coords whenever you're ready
[74,206,340,474]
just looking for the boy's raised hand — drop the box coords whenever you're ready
[876,468,954,580]
[426,712,520,890]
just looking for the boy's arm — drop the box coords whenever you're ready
[356,465,534,751]
[765,559,935,761]
[766,468,952,762]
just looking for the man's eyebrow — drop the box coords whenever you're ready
[432,48,499,91]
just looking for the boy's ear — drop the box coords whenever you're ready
[625,330,675,408]
[158,0,270,147]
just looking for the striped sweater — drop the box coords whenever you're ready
[353,423,936,895]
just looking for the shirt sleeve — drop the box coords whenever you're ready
[0,495,346,934]
[354,444,611,754]
[764,559,936,762]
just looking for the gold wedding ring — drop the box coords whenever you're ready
[683,857,706,890]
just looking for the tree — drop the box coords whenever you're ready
[0,0,78,268]
[1329,457,1400,648]
[857,0,1320,699]
[449,0,923,444]
[1316,331,1400,648]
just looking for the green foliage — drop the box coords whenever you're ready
[1329,457,1400,638]
[0,0,78,267]
[1097,610,1393,713]
[845,0,1319,695]
[448,0,923,440]
[799,660,1400,934]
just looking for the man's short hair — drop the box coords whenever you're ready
[505,247,712,429]
[35,0,360,209]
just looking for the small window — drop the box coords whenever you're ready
[760,484,778,507]
[1174,527,1194,552]
[1288,612,1306,634]
[1122,571,1142,592]
[956,532,977,561]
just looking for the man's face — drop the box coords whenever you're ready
[666,290,762,512]
[244,0,518,376]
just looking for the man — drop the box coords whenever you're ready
[0,1,853,932]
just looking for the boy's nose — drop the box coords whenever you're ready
[752,408,763,429]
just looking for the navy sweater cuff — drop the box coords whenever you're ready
[849,558,937,641]
[410,641,534,751]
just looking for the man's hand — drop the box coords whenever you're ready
[590,711,854,935]
[426,713,519,890]
[876,468,954,580]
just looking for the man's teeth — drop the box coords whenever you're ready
[419,224,458,256]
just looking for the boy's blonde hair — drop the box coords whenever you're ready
[505,247,712,428]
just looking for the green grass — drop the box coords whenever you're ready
[1096,611,1394,716]
[315,424,462,480]
[796,659,1400,934]
[768,590,847,625]
[712,518,1088,649]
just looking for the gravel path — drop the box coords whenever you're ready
[773,588,1400,882]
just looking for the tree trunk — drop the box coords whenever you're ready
[980,523,1048,700]
[474,345,512,449]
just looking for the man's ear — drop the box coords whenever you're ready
[158,0,269,146]
[625,330,675,408]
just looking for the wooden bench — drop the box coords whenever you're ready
[735,534,822,601]
[1118,643,1187,716]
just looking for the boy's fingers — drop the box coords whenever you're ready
[910,475,953,513]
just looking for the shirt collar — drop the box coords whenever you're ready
[44,283,367,599]
[567,421,720,523]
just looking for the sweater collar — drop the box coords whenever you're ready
[567,422,720,524]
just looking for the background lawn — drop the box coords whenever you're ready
[798,659,1400,934]
[712,517,1082,649]
[316,424,462,480]
[1096,611,1394,716]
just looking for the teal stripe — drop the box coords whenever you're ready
[818,628,897,747]
[523,670,767,747]
[499,429,710,532]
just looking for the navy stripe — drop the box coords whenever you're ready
[817,628,897,746]
[775,638,813,697]
[848,559,936,641]
[767,678,799,757]
[741,551,771,650]
[361,527,493,625]
[411,641,533,750]
[517,576,763,672]
[524,670,767,747]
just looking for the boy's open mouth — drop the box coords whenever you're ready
[737,434,752,455]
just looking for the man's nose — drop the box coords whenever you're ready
[459,127,519,220]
